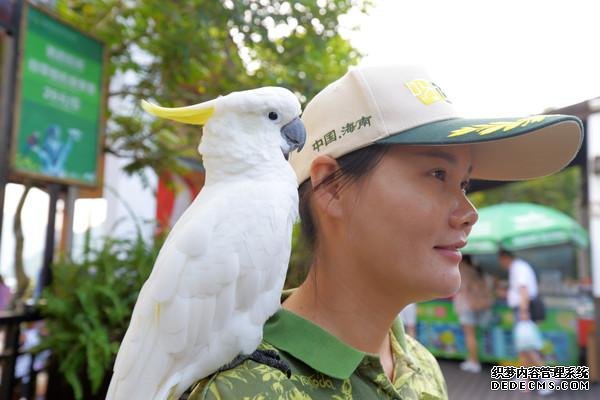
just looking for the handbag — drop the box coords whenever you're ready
[528,262,546,322]
[514,320,544,351]
[529,296,546,322]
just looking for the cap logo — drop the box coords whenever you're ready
[405,79,449,105]
[448,115,548,138]
[311,115,372,152]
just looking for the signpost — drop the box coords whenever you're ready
[0,0,20,262]
[10,4,105,188]
[588,111,600,380]
[0,4,106,396]
[0,1,106,304]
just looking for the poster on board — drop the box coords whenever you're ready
[10,3,105,188]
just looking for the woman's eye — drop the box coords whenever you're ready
[432,169,447,181]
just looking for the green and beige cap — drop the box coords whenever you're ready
[290,64,583,184]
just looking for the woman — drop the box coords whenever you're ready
[189,64,582,399]
[452,255,494,373]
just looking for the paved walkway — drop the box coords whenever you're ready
[439,359,600,399]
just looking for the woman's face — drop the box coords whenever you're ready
[339,144,478,302]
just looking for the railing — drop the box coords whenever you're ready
[0,308,44,400]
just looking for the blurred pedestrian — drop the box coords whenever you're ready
[0,274,12,311]
[400,303,418,338]
[498,248,552,395]
[453,255,493,373]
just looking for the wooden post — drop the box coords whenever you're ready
[36,184,60,299]
[59,186,78,261]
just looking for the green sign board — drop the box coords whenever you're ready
[416,300,579,365]
[11,5,105,187]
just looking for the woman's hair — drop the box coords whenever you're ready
[463,254,485,278]
[298,144,391,250]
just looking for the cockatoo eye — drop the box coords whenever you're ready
[268,111,280,121]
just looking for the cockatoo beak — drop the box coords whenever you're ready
[141,99,216,125]
[281,117,306,159]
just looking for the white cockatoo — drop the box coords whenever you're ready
[106,87,306,400]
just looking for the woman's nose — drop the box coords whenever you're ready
[450,195,478,231]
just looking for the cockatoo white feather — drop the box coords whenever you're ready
[106,87,305,400]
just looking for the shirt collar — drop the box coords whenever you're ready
[263,308,409,380]
[391,316,408,351]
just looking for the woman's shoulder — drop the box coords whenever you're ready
[188,363,301,400]
[188,343,309,400]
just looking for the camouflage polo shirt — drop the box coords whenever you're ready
[189,308,448,400]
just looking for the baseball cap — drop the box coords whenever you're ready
[290,64,583,184]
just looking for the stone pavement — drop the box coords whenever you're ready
[439,359,600,400]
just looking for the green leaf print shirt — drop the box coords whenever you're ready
[189,308,448,400]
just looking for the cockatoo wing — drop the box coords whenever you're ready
[107,178,297,400]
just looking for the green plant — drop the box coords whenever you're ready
[51,0,370,176]
[469,166,582,218]
[38,232,163,399]
[285,223,312,289]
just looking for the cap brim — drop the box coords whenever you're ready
[377,115,583,181]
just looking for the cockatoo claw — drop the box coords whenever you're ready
[218,350,292,378]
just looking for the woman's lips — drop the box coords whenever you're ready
[435,247,462,263]
[434,243,465,263]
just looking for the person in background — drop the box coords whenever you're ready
[498,248,552,395]
[452,255,493,373]
[0,274,12,311]
[400,303,418,338]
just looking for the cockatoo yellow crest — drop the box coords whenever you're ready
[141,99,215,125]
[107,87,305,400]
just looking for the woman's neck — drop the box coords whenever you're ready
[282,253,401,358]
[283,264,397,379]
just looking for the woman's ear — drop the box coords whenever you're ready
[309,155,344,218]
